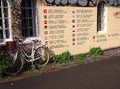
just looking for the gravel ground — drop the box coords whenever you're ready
[104,47,120,57]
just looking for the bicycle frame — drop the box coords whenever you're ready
[16,42,42,62]
[3,39,49,75]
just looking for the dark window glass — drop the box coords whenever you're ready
[27,1,31,7]
[22,19,25,27]
[28,9,32,17]
[4,8,8,17]
[21,0,37,37]
[0,0,1,7]
[22,29,25,36]
[97,1,106,32]
[21,0,25,7]
[22,28,27,37]
[5,29,9,38]
[2,0,7,7]
[0,9,2,17]
[29,19,32,27]
[21,9,26,17]
[0,30,3,38]
[30,28,33,36]
[5,19,9,28]
[0,19,2,28]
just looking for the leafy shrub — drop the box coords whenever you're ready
[51,51,71,64]
[0,51,9,78]
[0,38,3,43]
[0,59,9,77]
[74,53,86,60]
[89,47,103,57]
[0,51,4,59]
[23,62,32,71]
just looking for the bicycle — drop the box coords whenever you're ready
[3,38,50,75]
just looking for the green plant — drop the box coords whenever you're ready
[0,51,4,59]
[0,51,10,77]
[23,62,32,71]
[51,51,72,64]
[0,60,9,77]
[30,71,40,76]
[74,53,86,60]
[0,50,14,78]
[0,38,3,43]
[89,47,103,57]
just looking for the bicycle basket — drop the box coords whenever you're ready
[19,43,33,51]
[6,41,16,51]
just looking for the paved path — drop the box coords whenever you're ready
[1,56,120,89]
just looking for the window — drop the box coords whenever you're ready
[21,0,39,37]
[0,0,11,41]
[97,1,107,32]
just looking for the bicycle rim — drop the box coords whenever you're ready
[4,50,24,75]
[34,47,50,68]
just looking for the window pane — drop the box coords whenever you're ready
[29,19,32,27]
[0,30,3,39]
[21,0,37,37]
[101,23,105,30]
[21,9,26,18]
[22,0,32,7]
[5,29,9,38]
[0,0,11,40]
[2,0,7,7]
[101,10,105,16]
[22,28,25,36]
[101,16,105,22]
[30,28,33,36]
[97,1,106,32]
[0,19,2,28]
[28,9,32,17]
[0,9,2,18]
[97,17,101,23]
[97,23,101,31]
[22,28,27,37]
[22,19,25,27]
[21,0,25,7]
[4,8,8,17]
[5,19,9,28]
[0,0,1,7]
[27,0,31,7]
[33,28,36,36]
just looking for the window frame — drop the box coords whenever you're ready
[97,1,107,33]
[21,0,39,38]
[0,0,12,43]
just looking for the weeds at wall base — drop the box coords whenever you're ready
[0,47,104,82]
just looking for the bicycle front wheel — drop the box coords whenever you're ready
[34,46,50,68]
[4,50,24,75]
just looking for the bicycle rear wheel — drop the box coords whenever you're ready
[34,46,50,68]
[4,50,24,75]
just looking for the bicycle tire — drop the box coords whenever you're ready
[34,46,50,68]
[4,50,24,75]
